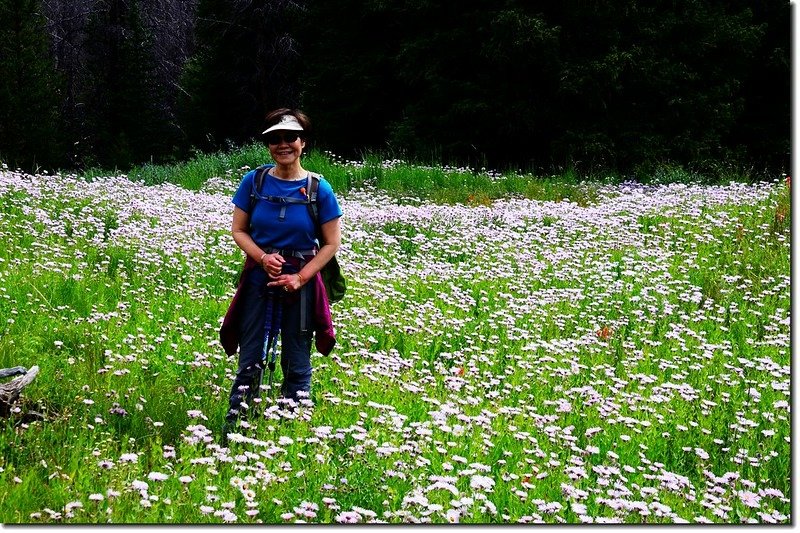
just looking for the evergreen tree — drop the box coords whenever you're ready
[298,0,407,158]
[82,0,171,168]
[298,0,788,173]
[0,0,788,174]
[178,0,305,152]
[385,1,561,168]
[0,0,64,170]
[546,1,768,171]
[725,0,789,171]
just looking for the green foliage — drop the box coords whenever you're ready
[88,145,769,206]
[80,0,176,169]
[0,0,787,176]
[102,145,611,204]
[178,0,249,150]
[297,0,789,173]
[177,0,306,152]
[86,142,274,189]
[0,0,64,170]
[550,2,771,170]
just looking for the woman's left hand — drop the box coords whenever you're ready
[267,273,305,293]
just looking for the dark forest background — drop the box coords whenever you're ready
[0,0,790,175]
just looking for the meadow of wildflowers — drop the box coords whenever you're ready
[0,160,790,524]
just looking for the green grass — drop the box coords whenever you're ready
[83,143,274,190]
[75,144,724,206]
[73,143,769,210]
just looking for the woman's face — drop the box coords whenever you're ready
[267,130,305,166]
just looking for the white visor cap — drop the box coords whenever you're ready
[262,115,304,134]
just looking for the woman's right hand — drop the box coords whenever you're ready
[260,253,285,278]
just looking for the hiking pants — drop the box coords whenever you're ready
[225,280,314,422]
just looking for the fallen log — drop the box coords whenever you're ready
[0,366,39,416]
[0,366,27,379]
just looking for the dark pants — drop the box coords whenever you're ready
[225,280,314,423]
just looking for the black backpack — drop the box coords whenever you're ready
[249,165,346,303]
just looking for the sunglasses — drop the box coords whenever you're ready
[266,132,301,145]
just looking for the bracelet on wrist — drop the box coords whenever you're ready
[296,273,305,285]
[259,252,267,264]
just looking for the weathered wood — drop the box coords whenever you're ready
[0,366,27,379]
[0,366,39,416]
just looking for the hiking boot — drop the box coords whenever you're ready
[220,417,238,446]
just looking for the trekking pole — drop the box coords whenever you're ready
[266,334,279,397]
[257,288,276,413]
[259,287,284,406]
[253,309,272,410]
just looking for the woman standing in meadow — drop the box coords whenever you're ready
[220,109,342,432]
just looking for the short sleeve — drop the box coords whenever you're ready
[232,169,257,212]
[316,177,342,224]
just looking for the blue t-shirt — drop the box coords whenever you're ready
[232,165,342,251]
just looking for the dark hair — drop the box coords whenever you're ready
[263,108,311,138]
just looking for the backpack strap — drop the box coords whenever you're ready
[307,175,321,241]
[249,164,273,214]
[250,167,322,231]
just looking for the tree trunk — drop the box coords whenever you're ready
[0,365,39,416]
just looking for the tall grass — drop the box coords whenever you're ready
[82,145,632,206]
[79,144,766,208]
[83,143,274,190]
